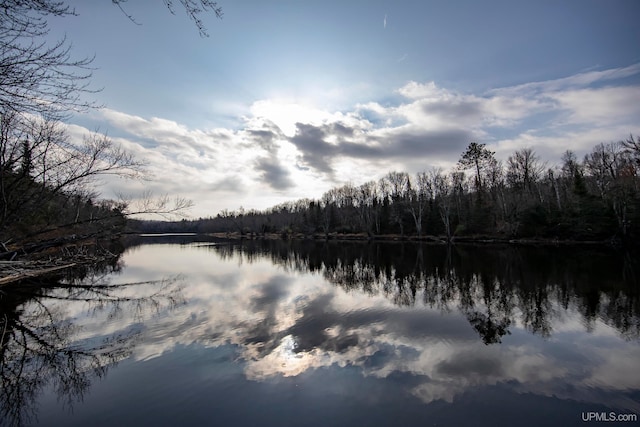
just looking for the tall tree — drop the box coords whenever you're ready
[408,171,432,238]
[429,168,453,241]
[355,181,378,236]
[382,171,410,236]
[457,142,495,192]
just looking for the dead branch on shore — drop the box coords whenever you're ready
[0,262,77,286]
[0,244,119,286]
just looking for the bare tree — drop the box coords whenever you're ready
[355,181,378,236]
[583,142,625,200]
[506,148,544,193]
[382,171,410,236]
[429,168,453,241]
[408,171,432,238]
[320,189,337,238]
[621,134,640,167]
[584,142,637,236]
[332,183,359,232]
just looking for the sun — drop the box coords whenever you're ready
[250,99,334,137]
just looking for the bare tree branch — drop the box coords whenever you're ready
[112,0,223,36]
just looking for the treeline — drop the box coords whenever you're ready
[133,137,640,244]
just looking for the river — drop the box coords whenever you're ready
[1,236,639,426]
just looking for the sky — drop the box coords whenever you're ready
[46,0,640,218]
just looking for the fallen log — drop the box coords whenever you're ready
[0,263,76,286]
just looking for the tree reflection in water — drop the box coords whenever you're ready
[0,259,185,427]
[2,237,638,426]
[213,240,639,344]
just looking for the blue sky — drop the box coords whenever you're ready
[47,0,640,217]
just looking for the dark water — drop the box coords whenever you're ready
[1,236,639,426]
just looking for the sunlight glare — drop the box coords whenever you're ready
[250,100,333,137]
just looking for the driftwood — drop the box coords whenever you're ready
[0,236,78,260]
[0,231,122,286]
[0,232,114,261]
[0,261,77,286]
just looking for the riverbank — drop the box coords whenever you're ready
[198,231,624,247]
[0,230,630,286]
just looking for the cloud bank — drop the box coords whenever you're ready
[70,64,640,217]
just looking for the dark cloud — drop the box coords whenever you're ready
[363,344,421,370]
[285,293,338,352]
[289,123,338,174]
[245,120,284,154]
[379,128,472,159]
[250,276,291,312]
[284,292,477,355]
[244,276,292,354]
[255,156,295,190]
[288,120,473,175]
[340,141,383,158]
[331,122,355,138]
[211,176,244,192]
[435,350,505,378]
[420,98,483,122]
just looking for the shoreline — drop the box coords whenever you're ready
[141,231,626,247]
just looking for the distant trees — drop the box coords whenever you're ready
[137,137,640,245]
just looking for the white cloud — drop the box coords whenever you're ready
[548,86,640,127]
[397,81,446,99]
[67,64,640,217]
[488,63,640,98]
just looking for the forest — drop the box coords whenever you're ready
[132,138,640,245]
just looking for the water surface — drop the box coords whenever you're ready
[2,237,639,426]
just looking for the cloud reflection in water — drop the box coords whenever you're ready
[108,240,640,413]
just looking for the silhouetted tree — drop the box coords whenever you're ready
[458,142,495,192]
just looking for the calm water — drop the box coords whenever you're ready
[1,237,639,426]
